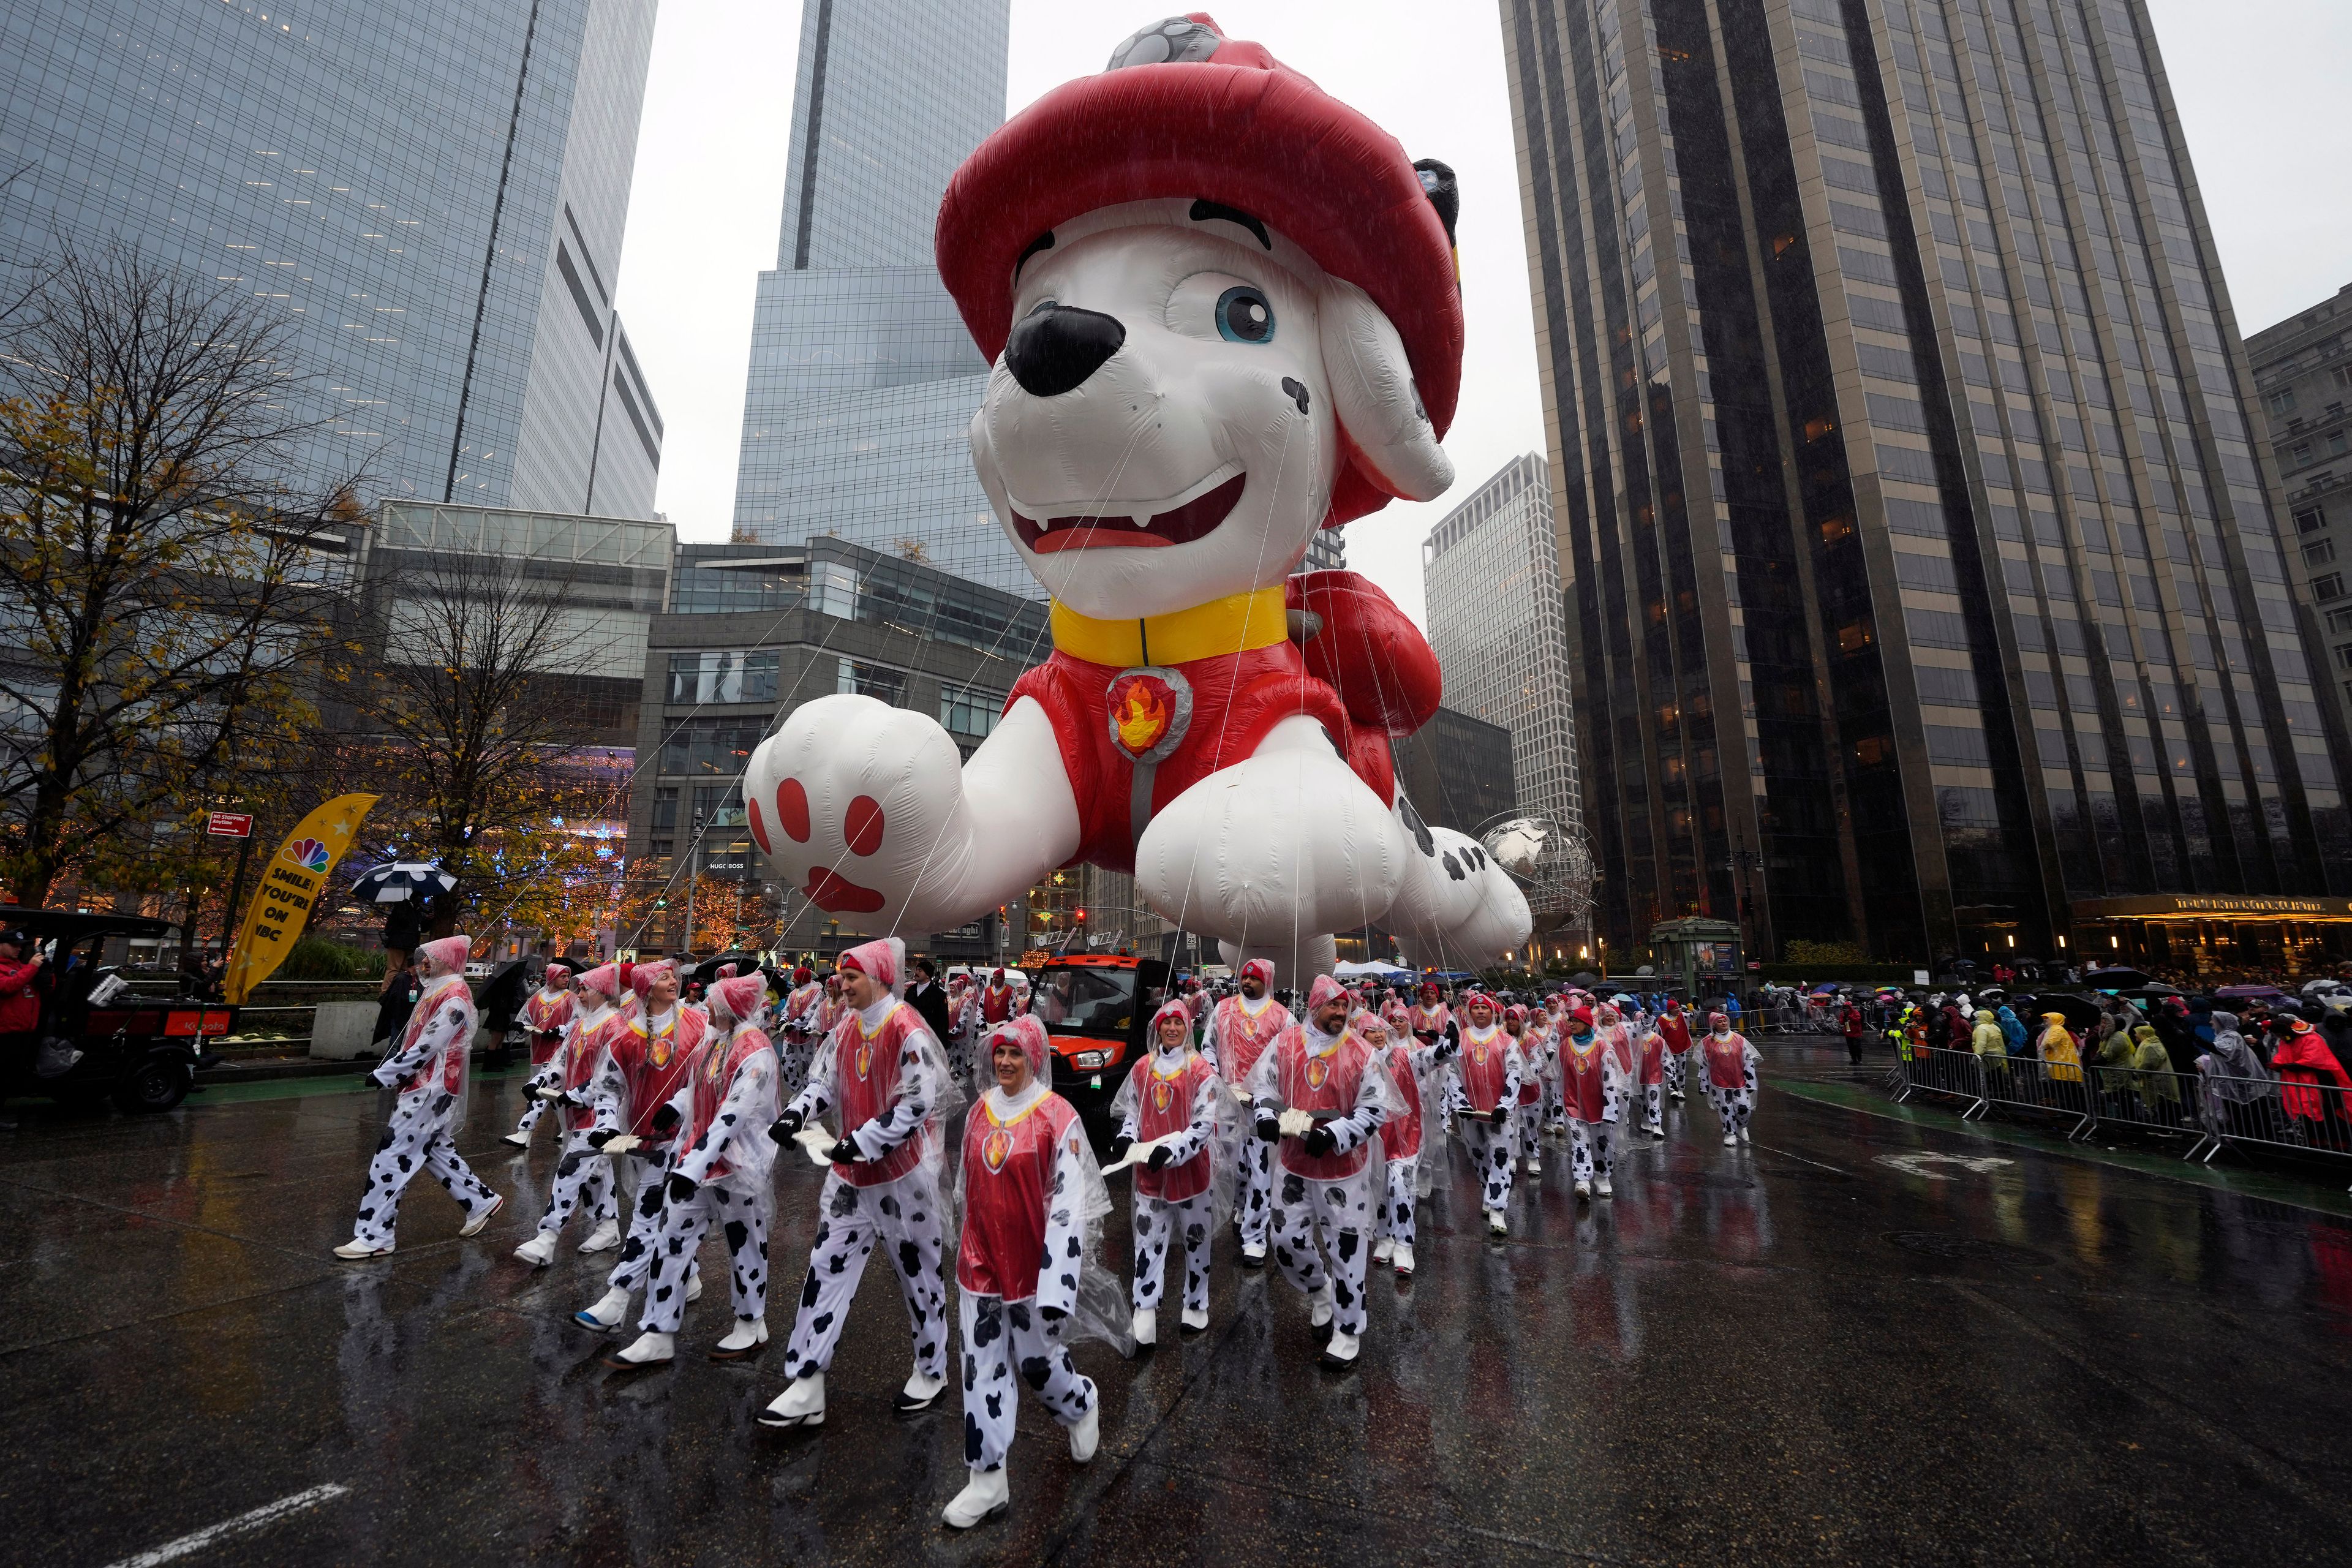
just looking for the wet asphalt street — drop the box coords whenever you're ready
[3,1037,2350,1567]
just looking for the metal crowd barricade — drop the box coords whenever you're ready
[1883,1041,2352,1169]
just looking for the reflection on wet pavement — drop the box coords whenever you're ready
[2,1038,2347,1566]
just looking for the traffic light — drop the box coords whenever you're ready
[1075,907,1087,924]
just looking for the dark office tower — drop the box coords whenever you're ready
[1502,0,2352,973]
[0,0,662,518]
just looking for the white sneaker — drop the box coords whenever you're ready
[1393,1243,1415,1276]
[1372,1237,1395,1264]
[1240,1241,1266,1265]
[1738,1126,1751,1144]
[1320,1329,1361,1366]
[1596,1177,1614,1197]
[1069,1389,1101,1463]
[578,1218,620,1254]
[1526,1156,1542,1175]
[574,1286,632,1332]
[502,1131,531,1148]
[1131,1307,1156,1347]
[685,1268,702,1303]
[760,1372,826,1428]
[333,1238,391,1260]
[1722,1131,1737,1147]
[1645,1121,1664,1137]
[1485,1209,1507,1237]
[1308,1284,1334,1330]
[713,1317,767,1357]
[513,1233,557,1267]
[607,1330,673,1366]
[896,1367,948,1412]
[1180,1305,1209,1333]
[1574,1180,1592,1200]
[458,1193,504,1237]
[942,1467,1009,1528]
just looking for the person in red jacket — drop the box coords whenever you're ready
[2267,1013,2352,1144]
[0,929,46,1037]
[941,1014,1114,1529]
[1657,997,1696,1101]
[1110,999,1223,1347]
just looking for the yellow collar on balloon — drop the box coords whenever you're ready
[1049,586,1287,668]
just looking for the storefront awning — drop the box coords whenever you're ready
[2070,894,2352,922]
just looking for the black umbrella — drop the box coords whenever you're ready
[349,861,457,905]
[2080,965,2152,990]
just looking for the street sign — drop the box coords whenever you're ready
[206,812,254,838]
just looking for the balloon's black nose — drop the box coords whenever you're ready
[1003,304,1125,397]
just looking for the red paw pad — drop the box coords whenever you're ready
[746,795,771,854]
[804,868,885,913]
[844,794,885,857]
[775,778,810,843]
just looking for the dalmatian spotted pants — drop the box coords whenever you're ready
[639,1180,771,1334]
[1707,1084,1756,1137]
[959,1293,1095,1474]
[1234,1136,1275,1251]
[533,1132,616,1240]
[1568,1120,1617,1185]
[1664,1050,1689,1099]
[351,1101,496,1248]
[1640,1082,1664,1132]
[1378,1156,1419,1248]
[607,1154,674,1294]
[779,1167,949,1384]
[1269,1167,1373,1338]
[1131,1191,1211,1315]
[1458,1120,1517,1214]
[777,1032,819,1100]
[1515,1102,1546,1172]
[510,1091,552,1140]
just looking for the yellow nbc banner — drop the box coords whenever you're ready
[222,793,379,1005]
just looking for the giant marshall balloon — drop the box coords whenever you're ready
[744,14,1532,980]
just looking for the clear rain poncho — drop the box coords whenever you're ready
[952,1017,1134,1357]
[1242,1006,1411,1213]
[2198,1012,2274,1106]
[799,961,968,1190]
[1107,1001,1238,1231]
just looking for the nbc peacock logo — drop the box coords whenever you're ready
[283,837,331,873]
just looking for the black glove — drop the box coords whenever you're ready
[767,1111,804,1146]
[1489,1104,1509,1126]
[586,1128,617,1150]
[1444,1019,1461,1049]
[826,1137,860,1164]
[651,1102,681,1135]
[1147,1144,1175,1170]
[1107,1134,1134,1163]
[1255,1114,1280,1143]
[1302,1126,1337,1159]
[666,1170,698,1204]
[1039,1304,1067,1323]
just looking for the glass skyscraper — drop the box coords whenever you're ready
[1504,0,2352,974]
[729,0,1026,596]
[0,0,662,518]
[1422,453,1583,840]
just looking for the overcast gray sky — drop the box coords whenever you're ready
[615,1,2352,627]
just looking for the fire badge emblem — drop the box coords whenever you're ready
[1105,666,1193,766]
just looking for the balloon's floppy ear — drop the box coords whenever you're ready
[1319,277,1454,506]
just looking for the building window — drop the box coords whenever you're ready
[836,657,906,704]
[651,786,677,831]
[2305,538,2337,567]
[2328,605,2352,633]
[2314,573,2346,601]
[2334,431,2351,457]
[2296,504,2327,533]
[2334,366,2352,390]
[2335,644,2352,673]
[939,685,1002,740]
[2269,388,2297,416]
[2293,442,2314,467]
[666,649,780,704]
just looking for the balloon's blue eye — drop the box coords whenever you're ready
[1216,285,1275,345]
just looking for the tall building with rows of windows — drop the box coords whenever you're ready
[1422,454,1582,843]
[2245,285,2352,753]
[1503,0,2352,973]
[0,0,664,517]
[729,1,1027,595]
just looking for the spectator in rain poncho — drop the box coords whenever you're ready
[2128,1023,2182,1118]
[2037,1014,2084,1083]
[2092,1013,2137,1096]
[1997,1003,2028,1058]
[1970,1009,2008,1071]
[2194,1012,2277,1142]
